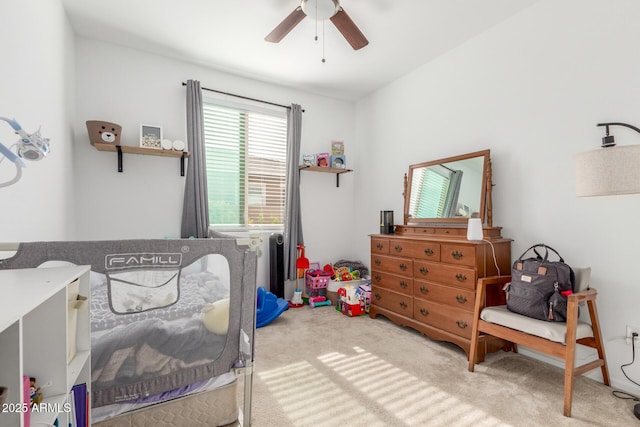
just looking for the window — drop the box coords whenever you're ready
[203,100,287,228]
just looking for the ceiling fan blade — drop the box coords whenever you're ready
[330,7,369,50]
[265,7,307,43]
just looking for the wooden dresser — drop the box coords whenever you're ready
[369,225,511,361]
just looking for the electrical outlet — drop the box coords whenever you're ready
[626,325,640,345]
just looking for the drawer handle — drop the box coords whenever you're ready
[394,245,403,253]
[419,308,429,316]
[399,263,408,271]
[455,273,467,282]
[424,248,434,256]
[399,301,408,309]
[456,320,468,329]
[375,259,381,266]
[419,286,429,294]
[376,242,383,250]
[419,267,429,275]
[374,274,381,282]
[400,281,408,289]
[456,295,468,304]
[451,250,463,260]
[374,293,382,300]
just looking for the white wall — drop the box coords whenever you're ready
[73,38,358,287]
[354,0,640,395]
[6,0,638,398]
[0,0,76,241]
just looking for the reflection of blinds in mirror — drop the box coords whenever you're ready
[409,168,450,217]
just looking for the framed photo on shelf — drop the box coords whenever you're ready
[316,152,330,167]
[140,124,162,149]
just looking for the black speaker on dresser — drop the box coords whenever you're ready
[269,233,285,298]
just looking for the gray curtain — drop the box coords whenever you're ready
[283,104,303,281]
[181,79,210,238]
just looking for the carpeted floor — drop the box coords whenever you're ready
[246,306,637,426]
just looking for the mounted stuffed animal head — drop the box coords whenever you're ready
[202,298,230,335]
[86,120,122,145]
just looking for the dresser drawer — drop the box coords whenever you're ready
[371,238,389,255]
[413,300,474,339]
[371,270,413,295]
[413,280,475,312]
[371,254,413,276]
[388,240,441,261]
[371,285,413,317]
[441,243,476,267]
[413,260,476,290]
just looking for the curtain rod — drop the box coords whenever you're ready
[181,82,304,112]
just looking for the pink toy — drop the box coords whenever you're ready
[305,262,330,297]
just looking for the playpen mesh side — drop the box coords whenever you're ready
[0,238,256,407]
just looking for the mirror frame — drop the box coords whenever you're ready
[403,149,492,226]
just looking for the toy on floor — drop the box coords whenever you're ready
[305,263,331,297]
[289,289,304,308]
[256,286,288,328]
[309,295,331,308]
[296,245,310,297]
[323,264,337,280]
[337,282,371,317]
[296,245,309,277]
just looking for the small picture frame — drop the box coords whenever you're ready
[331,154,346,169]
[331,141,344,155]
[140,124,162,149]
[316,152,330,167]
[301,154,315,166]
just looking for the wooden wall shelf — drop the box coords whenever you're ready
[298,165,353,187]
[91,142,191,175]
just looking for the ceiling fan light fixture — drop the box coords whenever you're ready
[266,0,368,50]
[301,0,339,21]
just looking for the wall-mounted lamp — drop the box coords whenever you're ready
[575,122,640,197]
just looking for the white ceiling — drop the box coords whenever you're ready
[61,0,538,101]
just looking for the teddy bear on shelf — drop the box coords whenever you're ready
[85,120,122,145]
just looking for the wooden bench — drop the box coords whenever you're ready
[468,268,609,417]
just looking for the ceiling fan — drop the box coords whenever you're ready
[265,0,369,50]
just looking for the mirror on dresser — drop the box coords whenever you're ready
[402,149,492,228]
[370,149,511,362]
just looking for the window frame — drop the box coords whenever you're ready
[202,95,287,233]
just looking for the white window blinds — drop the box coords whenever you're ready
[408,168,450,218]
[203,102,287,228]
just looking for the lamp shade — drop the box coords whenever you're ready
[575,145,640,197]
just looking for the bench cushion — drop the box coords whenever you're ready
[480,305,594,344]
